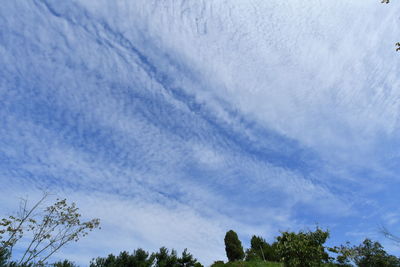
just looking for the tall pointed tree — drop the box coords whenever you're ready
[224,230,244,262]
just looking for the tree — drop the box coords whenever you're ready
[330,238,400,267]
[177,249,201,267]
[154,247,178,267]
[52,260,79,267]
[245,236,279,262]
[209,261,224,267]
[224,230,244,262]
[328,242,355,266]
[0,193,100,266]
[246,236,266,261]
[90,248,202,267]
[91,249,156,267]
[275,227,330,267]
[0,248,10,267]
[355,239,400,267]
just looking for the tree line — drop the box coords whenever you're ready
[220,228,400,267]
[1,196,400,267]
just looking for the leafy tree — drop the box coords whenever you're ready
[90,248,202,267]
[275,227,329,267]
[209,261,224,267]
[224,230,245,262]
[133,249,156,267]
[328,242,355,266]
[245,236,266,262]
[154,247,178,267]
[52,260,79,267]
[90,249,155,267]
[330,238,400,267]
[245,236,279,262]
[90,254,117,267]
[0,248,10,267]
[356,239,400,267]
[0,193,100,266]
[178,249,201,267]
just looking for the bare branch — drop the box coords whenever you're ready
[381,226,400,244]
[2,193,49,250]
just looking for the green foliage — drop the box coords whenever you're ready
[154,247,178,267]
[0,248,10,267]
[275,227,329,267]
[210,261,225,267]
[245,236,279,262]
[210,260,283,267]
[52,260,78,267]
[327,242,354,266]
[90,249,155,267]
[4,194,400,267]
[330,239,400,267]
[356,239,400,267]
[178,249,201,267]
[90,247,202,267]
[224,230,245,262]
[5,262,34,267]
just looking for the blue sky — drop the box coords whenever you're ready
[1,0,400,265]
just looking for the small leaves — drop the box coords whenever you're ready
[276,227,330,267]
[0,194,101,266]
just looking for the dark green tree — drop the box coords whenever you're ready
[224,230,244,262]
[0,248,10,267]
[90,249,155,267]
[177,249,202,267]
[245,236,278,262]
[330,238,400,267]
[52,260,79,267]
[209,261,224,267]
[154,247,178,267]
[276,227,330,267]
[246,236,266,261]
[333,239,400,267]
[91,248,201,267]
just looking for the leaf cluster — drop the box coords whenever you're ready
[245,236,279,263]
[329,239,400,267]
[0,194,100,266]
[90,247,203,267]
[275,228,330,267]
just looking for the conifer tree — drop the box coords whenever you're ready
[224,230,244,262]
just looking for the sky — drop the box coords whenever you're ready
[1,0,400,265]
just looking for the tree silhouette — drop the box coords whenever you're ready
[224,230,244,262]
